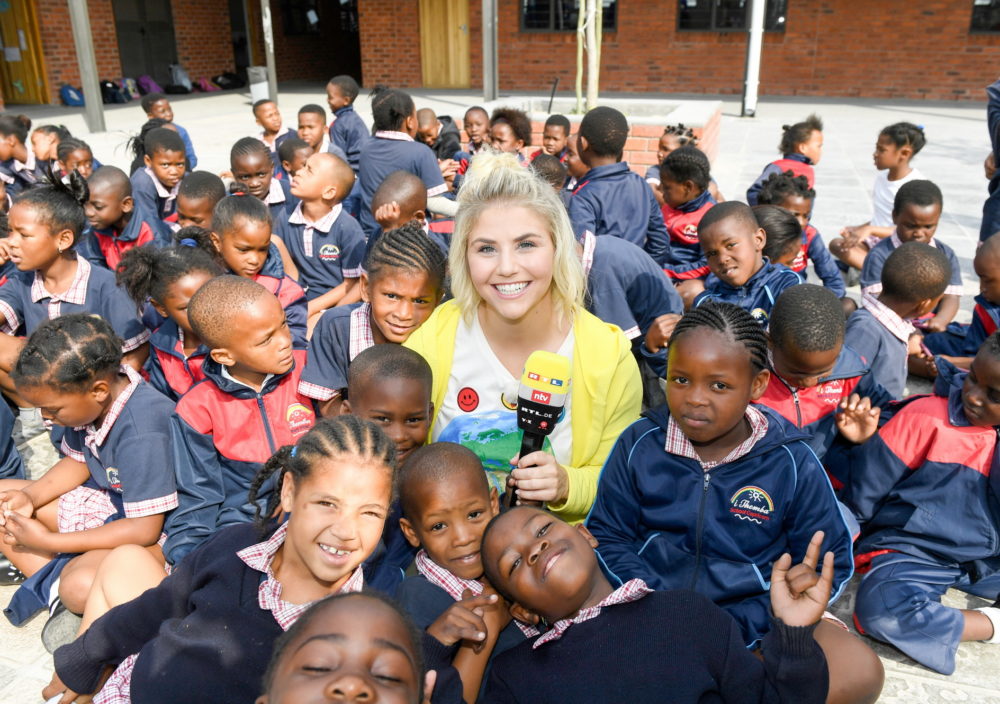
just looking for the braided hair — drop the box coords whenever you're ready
[12,314,122,392]
[756,169,815,206]
[56,137,92,164]
[230,136,271,166]
[370,86,415,133]
[364,221,446,291]
[670,302,769,374]
[880,122,926,157]
[116,241,223,308]
[663,123,698,147]
[778,114,823,156]
[247,416,398,528]
[660,145,711,190]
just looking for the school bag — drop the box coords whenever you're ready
[100,80,128,104]
[169,64,193,92]
[194,77,220,92]
[136,75,164,95]
[59,84,85,107]
[212,72,246,90]
[119,78,141,100]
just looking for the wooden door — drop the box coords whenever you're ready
[112,0,178,87]
[418,0,470,89]
[0,0,49,104]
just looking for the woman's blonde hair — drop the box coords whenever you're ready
[449,150,585,324]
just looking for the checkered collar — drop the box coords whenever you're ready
[143,166,180,202]
[349,303,376,360]
[257,126,291,145]
[78,365,143,455]
[13,150,36,174]
[31,254,91,304]
[265,178,286,205]
[664,404,769,470]
[889,230,939,251]
[415,550,540,638]
[375,130,414,142]
[861,293,914,343]
[580,230,597,277]
[288,201,341,234]
[533,578,652,649]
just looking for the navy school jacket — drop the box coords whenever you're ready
[860,235,964,296]
[162,351,317,565]
[662,190,715,279]
[249,243,308,348]
[586,404,853,647]
[755,344,892,462]
[130,167,179,223]
[693,259,802,325]
[789,224,845,298]
[982,78,1000,242]
[746,154,815,206]
[844,307,908,400]
[328,105,370,172]
[80,202,173,271]
[925,294,1000,358]
[0,157,38,197]
[569,162,671,266]
[145,318,209,402]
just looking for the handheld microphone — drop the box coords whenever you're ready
[504,350,572,508]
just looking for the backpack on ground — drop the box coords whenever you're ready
[136,75,164,95]
[59,84,84,107]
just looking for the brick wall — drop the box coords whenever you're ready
[171,0,235,81]
[361,0,1000,101]
[37,0,121,104]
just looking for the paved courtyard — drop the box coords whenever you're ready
[0,85,996,701]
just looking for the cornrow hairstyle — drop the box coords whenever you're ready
[278,136,310,164]
[530,153,568,191]
[13,171,89,242]
[769,284,845,354]
[116,241,223,308]
[177,171,227,204]
[298,103,326,120]
[578,106,628,158]
[247,415,398,527]
[0,113,31,143]
[660,145,711,191]
[261,592,425,696]
[490,107,533,147]
[140,92,167,114]
[880,122,926,157]
[364,220,446,290]
[12,313,122,392]
[663,123,698,146]
[127,118,171,170]
[756,169,816,206]
[670,301,769,374]
[544,114,571,134]
[370,85,415,133]
[892,179,943,216]
[328,74,360,103]
[881,241,950,303]
[34,124,72,141]
[778,114,823,155]
[754,205,802,264]
[56,137,92,163]
[252,98,276,116]
[212,191,272,235]
[142,127,185,158]
[230,136,271,166]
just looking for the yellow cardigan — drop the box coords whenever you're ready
[404,301,641,523]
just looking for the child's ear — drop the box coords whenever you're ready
[578,135,590,154]
[398,517,422,549]
[488,486,499,517]
[89,377,111,404]
[255,696,268,704]
[210,347,235,367]
[55,228,75,254]
[281,160,293,174]
[121,195,134,215]
[574,523,599,549]
[150,298,169,319]
[359,273,371,303]
[508,602,541,626]
[209,230,223,253]
[752,227,766,251]
[413,208,426,223]
[322,183,338,201]
[749,368,771,401]
[143,154,152,169]
[279,470,297,514]
[339,398,351,414]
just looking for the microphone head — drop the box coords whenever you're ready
[517,350,571,437]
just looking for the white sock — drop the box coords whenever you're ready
[975,606,1000,644]
[17,407,37,422]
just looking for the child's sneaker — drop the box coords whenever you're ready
[0,556,25,585]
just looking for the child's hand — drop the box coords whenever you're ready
[837,226,858,245]
[0,489,34,526]
[479,584,513,639]
[835,393,880,444]
[2,512,55,552]
[420,670,437,704]
[42,666,110,704]
[509,451,569,505]
[769,530,835,629]
[907,352,938,379]
[922,316,948,334]
[438,159,459,181]
[644,314,682,353]
[373,201,402,229]
[986,152,997,181]
[0,239,12,265]
[426,590,498,647]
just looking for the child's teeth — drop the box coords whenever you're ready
[320,544,350,556]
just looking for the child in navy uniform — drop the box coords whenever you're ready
[417,108,462,161]
[278,136,312,181]
[326,75,369,173]
[54,138,95,183]
[746,114,823,205]
[82,166,172,271]
[0,114,38,196]
[280,153,365,317]
[300,222,445,416]
[531,114,570,163]
[397,443,529,703]
[252,99,294,174]
[163,276,316,565]
[130,127,186,224]
[117,237,223,401]
[568,107,670,266]
[693,201,802,324]
[296,104,329,156]
[846,242,950,399]
[175,171,226,230]
[480,506,838,704]
[859,180,962,333]
[843,333,1000,675]
[586,302,884,703]
[756,169,844,297]
[230,137,298,221]
[757,204,805,269]
[141,93,198,169]
[371,170,452,257]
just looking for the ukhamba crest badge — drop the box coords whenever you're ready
[729,486,773,524]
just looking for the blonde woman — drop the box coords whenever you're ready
[405,151,641,523]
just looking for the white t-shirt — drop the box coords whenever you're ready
[433,314,574,495]
[871,167,924,228]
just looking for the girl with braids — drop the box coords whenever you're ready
[0,113,38,196]
[300,221,446,416]
[405,151,641,523]
[117,232,224,400]
[645,124,725,206]
[44,416,408,704]
[358,86,448,238]
[746,114,823,205]
[54,137,95,183]
[587,301,885,704]
[0,314,175,622]
[230,136,298,221]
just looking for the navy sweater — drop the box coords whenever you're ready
[482,590,828,704]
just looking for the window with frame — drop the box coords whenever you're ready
[677,0,787,32]
[521,0,618,32]
[972,0,1000,32]
[282,0,320,36]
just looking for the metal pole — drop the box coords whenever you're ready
[741,0,766,117]
[261,0,279,101]
[66,0,105,132]
[482,0,498,102]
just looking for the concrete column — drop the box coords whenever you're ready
[741,0,766,117]
[482,0,498,101]
[261,0,279,100]
[67,0,105,132]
